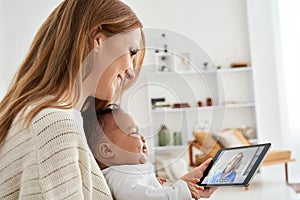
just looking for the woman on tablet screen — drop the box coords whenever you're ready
[208,152,244,184]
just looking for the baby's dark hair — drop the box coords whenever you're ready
[82,103,123,157]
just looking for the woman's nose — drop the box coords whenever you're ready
[140,135,146,143]
[125,68,135,80]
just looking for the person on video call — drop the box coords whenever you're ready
[208,152,244,184]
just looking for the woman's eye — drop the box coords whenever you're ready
[130,131,138,135]
[129,47,138,56]
[128,128,139,136]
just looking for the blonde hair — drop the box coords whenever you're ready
[0,0,145,146]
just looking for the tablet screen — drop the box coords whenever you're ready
[198,143,271,187]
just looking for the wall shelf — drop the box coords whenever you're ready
[151,102,255,114]
[146,66,257,152]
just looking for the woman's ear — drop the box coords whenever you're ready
[98,143,114,158]
[91,26,106,49]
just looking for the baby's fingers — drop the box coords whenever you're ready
[191,190,199,200]
[182,178,199,183]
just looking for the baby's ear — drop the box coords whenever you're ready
[98,143,114,158]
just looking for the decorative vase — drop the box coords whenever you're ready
[206,97,213,106]
[174,131,182,145]
[158,125,170,146]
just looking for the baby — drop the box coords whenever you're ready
[82,104,204,200]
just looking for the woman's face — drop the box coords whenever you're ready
[225,153,243,172]
[94,29,142,100]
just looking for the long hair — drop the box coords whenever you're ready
[0,0,145,146]
[227,152,243,171]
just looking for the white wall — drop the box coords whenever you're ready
[0,0,62,98]
[276,0,300,181]
[124,0,251,69]
[248,0,300,181]
[277,0,300,137]
[0,1,5,98]
[246,0,283,148]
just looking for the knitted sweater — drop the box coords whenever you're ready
[0,107,113,200]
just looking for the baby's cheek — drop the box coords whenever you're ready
[129,144,140,152]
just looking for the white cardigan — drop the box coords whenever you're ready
[103,162,192,200]
[0,107,112,199]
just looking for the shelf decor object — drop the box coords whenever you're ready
[173,131,182,145]
[158,125,171,146]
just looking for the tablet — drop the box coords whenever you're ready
[197,143,271,187]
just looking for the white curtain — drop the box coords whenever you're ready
[278,0,300,133]
[277,0,300,182]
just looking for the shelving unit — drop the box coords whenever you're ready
[146,66,256,155]
[122,64,257,165]
[121,29,256,164]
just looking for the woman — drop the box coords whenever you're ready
[208,152,244,184]
[0,0,145,199]
[0,0,216,199]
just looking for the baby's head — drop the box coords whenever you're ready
[83,104,148,169]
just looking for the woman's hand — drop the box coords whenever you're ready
[181,158,212,180]
[181,158,217,198]
[199,187,217,198]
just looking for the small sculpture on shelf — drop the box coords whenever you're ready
[151,98,170,109]
[206,97,213,106]
[158,124,171,146]
[172,103,190,108]
[197,101,203,107]
[154,33,174,72]
[173,131,182,145]
[230,62,248,68]
[203,62,208,70]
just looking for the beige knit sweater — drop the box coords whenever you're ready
[0,107,113,200]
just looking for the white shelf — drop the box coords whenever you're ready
[147,70,214,77]
[147,67,252,77]
[217,67,252,73]
[223,102,255,108]
[151,103,255,114]
[151,106,215,114]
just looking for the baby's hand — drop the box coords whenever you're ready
[156,177,168,185]
[181,178,204,200]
